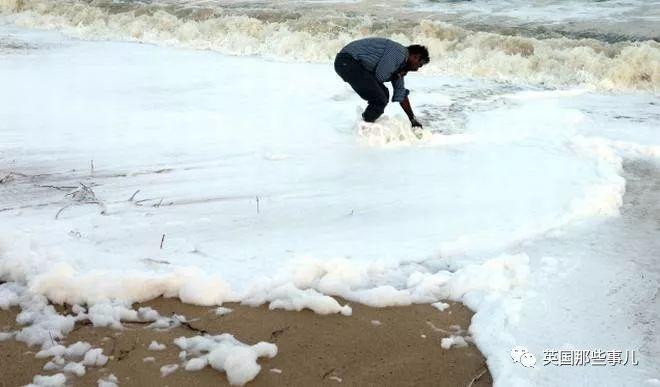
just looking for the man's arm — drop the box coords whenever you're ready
[399,96,423,128]
[392,75,422,131]
[399,96,415,121]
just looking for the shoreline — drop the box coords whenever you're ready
[1,296,492,386]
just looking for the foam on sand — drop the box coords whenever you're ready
[174,334,278,386]
[0,23,658,387]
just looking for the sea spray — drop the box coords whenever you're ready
[2,0,658,91]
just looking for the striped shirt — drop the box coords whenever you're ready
[339,37,410,102]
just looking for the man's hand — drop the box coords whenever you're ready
[410,117,424,139]
[400,97,422,138]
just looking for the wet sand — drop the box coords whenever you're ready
[0,298,491,386]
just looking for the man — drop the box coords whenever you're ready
[334,37,429,131]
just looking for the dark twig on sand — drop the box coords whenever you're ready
[172,315,207,334]
[55,183,106,219]
[55,204,74,220]
[321,368,337,380]
[128,189,140,201]
[466,366,488,387]
[133,197,173,207]
[38,185,78,191]
[0,173,14,184]
[0,172,28,184]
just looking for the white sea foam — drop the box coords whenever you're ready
[28,373,67,387]
[214,306,233,316]
[1,0,658,91]
[175,334,277,385]
[97,374,118,387]
[83,348,108,367]
[62,361,85,377]
[440,335,468,349]
[160,363,179,377]
[148,340,167,351]
[0,24,658,387]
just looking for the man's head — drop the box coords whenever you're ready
[405,44,430,72]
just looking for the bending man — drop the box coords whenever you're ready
[334,37,429,129]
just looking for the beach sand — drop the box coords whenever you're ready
[0,298,491,386]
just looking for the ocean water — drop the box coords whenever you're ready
[1,0,658,90]
[0,1,659,386]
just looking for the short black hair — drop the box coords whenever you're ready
[407,44,430,64]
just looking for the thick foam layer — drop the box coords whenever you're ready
[1,24,659,387]
[1,0,658,91]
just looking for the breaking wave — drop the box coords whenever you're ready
[1,0,658,91]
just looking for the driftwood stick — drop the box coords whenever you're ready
[55,204,73,220]
[128,190,140,201]
[466,366,488,387]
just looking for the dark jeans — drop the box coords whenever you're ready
[334,53,389,122]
